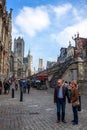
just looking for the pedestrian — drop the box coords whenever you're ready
[19,79,22,91]
[27,79,31,94]
[3,79,10,94]
[71,80,79,125]
[6,80,10,94]
[54,79,70,123]
[0,79,3,94]
[22,79,27,93]
[67,82,72,101]
[3,79,7,94]
[15,80,18,90]
[64,81,69,88]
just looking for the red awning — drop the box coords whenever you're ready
[36,74,48,80]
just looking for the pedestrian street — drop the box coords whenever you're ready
[0,88,87,130]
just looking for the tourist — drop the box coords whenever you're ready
[27,79,31,94]
[71,80,79,125]
[54,79,70,123]
[0,79,3,94]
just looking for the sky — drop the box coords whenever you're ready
[6,0,87,70]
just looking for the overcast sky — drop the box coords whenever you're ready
[7,0,87,70]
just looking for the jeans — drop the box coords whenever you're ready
[72,106,78,124]
[57,98,66,121]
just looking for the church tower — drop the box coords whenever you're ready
[14,37,25,78]
[14,37,24,63]
[28,49,33,76]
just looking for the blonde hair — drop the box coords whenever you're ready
[71,80,77,87]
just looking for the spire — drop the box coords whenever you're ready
[0,0,6,7]
[9,8,13,18]
[69,41,71,47]
[77,32,79,38]
[28,49,30,56]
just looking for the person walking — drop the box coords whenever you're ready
[0,79,3,95]
[22,79,27,93]
[15,80,18,90]
[54,79,70,123]
[71,80,79,125]
[27,79,31,94]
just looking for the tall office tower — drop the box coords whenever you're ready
[38,58,43,72]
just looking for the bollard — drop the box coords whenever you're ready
[12,88,14,98]
[78,93,81,111]
[20,90,23,102]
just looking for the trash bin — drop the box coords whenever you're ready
[78,92,81,111]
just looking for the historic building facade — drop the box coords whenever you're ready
[0,0,12,79]
[57,47,67,63]
[52,33,87,88]
[14,37,33,78]
[38,58,44,72]
[46,61,56,68]
[66,41,74,58]
[14,37,24,78]
[73,33,87,59]
[57,33,87,63]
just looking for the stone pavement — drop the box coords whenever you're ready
[0,87,87,130]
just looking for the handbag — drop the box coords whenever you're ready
[72,100,80,107]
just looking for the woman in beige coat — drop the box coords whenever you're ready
[71,80,79,125]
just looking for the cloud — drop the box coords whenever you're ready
[12,24,24,42]
[15,6,50,37]
[12,24,24,38]
[53,3,72,17]
[50,19,87,47]
[12,3,87,69]
[72,8,82,21]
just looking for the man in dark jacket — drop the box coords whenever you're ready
[27,79,31,94]
[0,79,3,94]
[54,79,70,123]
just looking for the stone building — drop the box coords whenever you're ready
[0,0,12,79]
[14,37,24,78]
[58,33,87,88]
[10,51,14,77]
[38,58,44,72]
[37,33,87,90]
[72,33,87,59]
[46,61,56,68]
[66,41,74,59]
[57,47,67,63]
[14,37,33,78]
[27,50,33,76]
[23,50,33,77]
[57,33,87,64]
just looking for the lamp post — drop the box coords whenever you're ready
[72,32,79,46]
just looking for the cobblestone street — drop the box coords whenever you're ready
[0,87,87,130]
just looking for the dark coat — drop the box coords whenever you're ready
[54,85,70,103]
[0,80,2,90]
